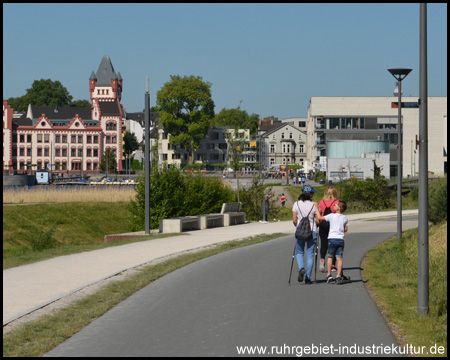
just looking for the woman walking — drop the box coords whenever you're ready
[318,186,339,272]
[292,184,318,284]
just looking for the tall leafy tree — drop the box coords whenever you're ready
[123,131,139,171]
[213,107,260,202]
[156,75,215,165]
[7,79,73,112]
[212,107,260,135]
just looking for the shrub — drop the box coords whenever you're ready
[340,177,395,211]
[29,215,58,251]
[428,177,447,224]
[130,167,234,230]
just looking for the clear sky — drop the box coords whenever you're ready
[3,3,447,119]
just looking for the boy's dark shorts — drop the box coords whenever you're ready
[328,238,345,258]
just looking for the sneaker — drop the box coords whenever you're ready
[319,259,325,272]
[305,277,313,285]
[331,265,337,272]
[298,268,306,282]
[326,274,334,284]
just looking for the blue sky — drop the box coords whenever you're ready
[3,3,447,119]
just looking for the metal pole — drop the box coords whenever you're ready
[397,79,402,240]
[418,2,429,315]
[144,77,150,234]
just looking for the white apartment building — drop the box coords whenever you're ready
[306,97,447,179]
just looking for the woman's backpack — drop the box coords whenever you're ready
[295,202,314,240]
[319,200,338,232]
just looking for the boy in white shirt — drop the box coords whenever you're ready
[316,201,349,285]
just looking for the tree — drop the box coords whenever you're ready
[212,107,260,135]
[213,107,259,202]
[100,148,117,174]
[70,99,92,108]
[123,131,139,172]
[7,79,73,112]
[156,75,215,165]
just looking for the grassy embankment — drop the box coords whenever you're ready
[362,223,447,357]
[3,186,145,269]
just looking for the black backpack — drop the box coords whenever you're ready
[319,200,337,232]
[295,202,314,240]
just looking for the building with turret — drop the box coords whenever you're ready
[3,56,124,174]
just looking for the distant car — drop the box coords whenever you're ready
[319,179,325,185]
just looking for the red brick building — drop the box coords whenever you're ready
[3,56,123,174]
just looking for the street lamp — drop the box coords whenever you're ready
[387,68,412,240]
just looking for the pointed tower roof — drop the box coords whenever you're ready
[95,56,117,86]
[89,71,97,80]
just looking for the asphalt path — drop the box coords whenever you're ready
[45,216,418,357]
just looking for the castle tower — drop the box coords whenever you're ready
[89,56,123,171]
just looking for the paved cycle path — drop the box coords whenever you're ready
[42,212,418,356]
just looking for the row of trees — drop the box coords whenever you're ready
[6,79,91,111]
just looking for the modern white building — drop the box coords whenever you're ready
[306,97,447,179]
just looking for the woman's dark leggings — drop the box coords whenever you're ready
[319,226,336,265]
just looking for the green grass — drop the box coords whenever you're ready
[3,202,134,269]
[2,233,287,357]
[363,222,447,357]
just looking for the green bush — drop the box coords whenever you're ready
[130,167,234,230]
[340,177,395,212]
[29,215,58,251]
[428,177,447,224]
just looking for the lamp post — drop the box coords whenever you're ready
[417,3,429,316]
[387,68,412,240]
[144,77,150,234]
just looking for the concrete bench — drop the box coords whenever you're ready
[159,216,201,233]
[199,214,224,230]
[221,202,246,226]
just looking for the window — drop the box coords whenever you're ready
[281,133,285,139]
[37,147,42,156]
[87,148,92,157]
[71,148,76,156]
[55,148,60,157]
[289,133,293,139]
[78,148,83,157]
[299,145,304,153]
[62,135,67,143]
[19,147,24,156]
[94,135,99,144]
[93,148,98,157]
[44,134,49,143]
[44,148,49,156]
[87,135,92,143]
[78,135,83,143]
[270,144,275,153]
[37,134,42,143]
[55,135,60,143]
[62,147,67,156]
[20,134,24,142]
[71,135,76,143]
[27,134,32,142]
